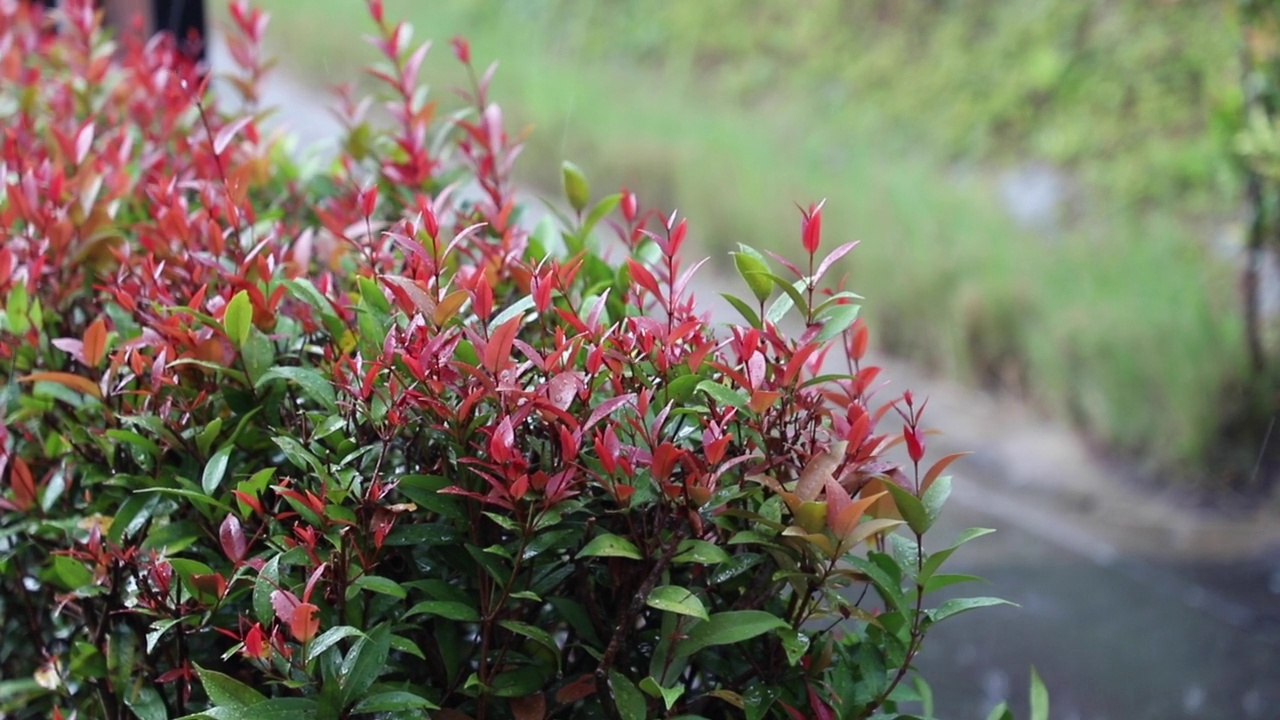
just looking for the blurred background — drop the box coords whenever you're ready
[202,1,1280,717]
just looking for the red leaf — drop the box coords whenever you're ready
[626,259,662,299]
[243,623,269,659]
[381,274,437,317]
[850,319,869,361]
[214,116,253,155]
[232,489,264,516]
[904,425,925,464]
[450,35,471,64]
[807,684,836,720]
[74,122,95,165]
[489,416,515,465]
[485,316,521,375]
[778,700,807,720]
[542,371,582,411]
[302,562,327,604]
[473,273,494,322]
[219,514,247,563]
[579,394,635,438]
[801,199,825,255]
[813,239,859,284]
[270,589,301,624]
[289,602,320,642]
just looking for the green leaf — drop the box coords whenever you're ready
[777,628,810,666]
[138,517,205,553]
[146,618,186,653]
[271,436,324,477]
[5,283,30,334]
[639,676,684,711]
[340,624,391,706]
[104,430,160,460]
[919,528,996,583]
[351,691,439,714]
[195,417,224,457]
[176,698,318,720]
[923,573,987,594]
[764,274,810,324]
[815,302,861,343]
[351,574,407,599]
[490,666,549,698]
[254,555,282,624]
[578,533,643,560]
[720,292,762,329]
[223,290,252,348]
[583,192,622,236]
[256,366,337,413]
[984,702,1014,720]
[921,475,951,527]
[355,278,390,319]
[646,585,709,621]
[1030,667,1049,720]
[733,247,773,304]
[285,278,345,339]
[202,445,232,495]
[930,596,1015,623]
[240,328,275,385]
[195,665,267,709]
[404,600,479,622]
[697,380,749,412]
[674,611,788,657]
[47,555,94,591]
[499,620,560,669]
[882,481,929,535]
[609,671,648,720]
[123,685,167,720]
[306,626,366,663]
[916,676,935,717]
[674,539,730,565]
[562,160,590,214]
[847,556,907,613]
[135,488,235,517]
[487,294,536,335]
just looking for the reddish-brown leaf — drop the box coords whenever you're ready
[509,693,546,720]
[82,317,108,368]
[381,274,437,317]
[795,441,846,502]
[289,602,320,642]
[554,674,597,705]
[219,514,247,563]
[921,451,970,492]
[19,372,102,399]
[10,457,37,512]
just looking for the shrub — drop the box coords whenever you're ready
[0,2,1020,718]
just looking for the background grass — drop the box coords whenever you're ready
[234,0,1258,488]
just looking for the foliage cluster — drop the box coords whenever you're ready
[0,2,1032,719]
[248,0,1257,492]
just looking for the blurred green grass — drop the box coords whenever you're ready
[235,1,1251,484]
